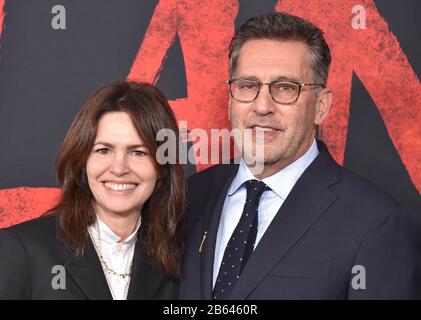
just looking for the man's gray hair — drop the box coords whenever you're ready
[229,12,331,86]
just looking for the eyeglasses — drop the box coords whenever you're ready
[226,79,324,104]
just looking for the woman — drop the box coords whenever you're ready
[0,81,186,299]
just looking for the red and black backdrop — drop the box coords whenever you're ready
[0,0,420,228]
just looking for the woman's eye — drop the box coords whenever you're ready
[95,148,110,155]
[131,150,148,157]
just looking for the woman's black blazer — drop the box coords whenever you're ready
[0,213,178,299]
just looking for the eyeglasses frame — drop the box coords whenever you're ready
[226,78,325,104]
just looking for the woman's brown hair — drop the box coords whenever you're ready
[52,81,186,278]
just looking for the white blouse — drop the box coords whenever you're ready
[88,215,141,300]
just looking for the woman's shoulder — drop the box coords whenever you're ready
[1,213,58,244]
[0,213,61,299]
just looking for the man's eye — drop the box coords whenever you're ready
[238,82,258,91]
[95,148,110,155]
[272,82,296,92]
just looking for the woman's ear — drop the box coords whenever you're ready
[315,88,333,125]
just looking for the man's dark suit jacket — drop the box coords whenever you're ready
[179,141,421,299]
[0,214,178,299]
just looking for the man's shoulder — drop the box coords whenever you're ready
[185,163,238,210]
[327,165,412,233]
[336,166,400,209]
[314,142,401,210]
[187,162,238,188]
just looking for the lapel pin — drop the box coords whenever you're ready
[198,231,208,253]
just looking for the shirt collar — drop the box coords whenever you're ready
[228,139,319,199]
[89,214,142,245]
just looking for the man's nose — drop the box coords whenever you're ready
[110,154,130,176]
[252,84,276,115]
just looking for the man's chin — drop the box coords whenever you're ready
[251,148,287,163]
[242,151,286,176]
[263,154,288,166]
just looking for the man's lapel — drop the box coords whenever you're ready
[62,237,113,300]
[230,142,341,299]
[200,163,239,300]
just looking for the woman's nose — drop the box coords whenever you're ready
[109,154,130,176]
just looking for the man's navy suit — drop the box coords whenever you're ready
[179,141,421,299]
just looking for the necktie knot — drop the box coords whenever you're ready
[245,179,268,203]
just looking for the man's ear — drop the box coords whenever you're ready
[315,88,332,125]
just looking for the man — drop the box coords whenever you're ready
[179,12,420,299]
